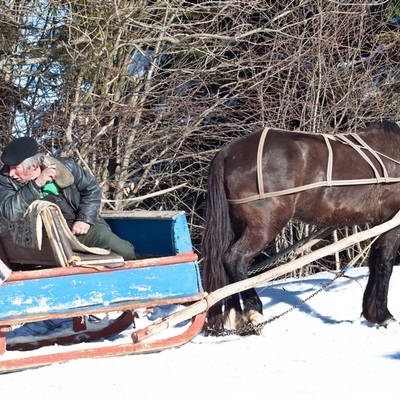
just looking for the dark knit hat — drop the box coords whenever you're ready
[1,137,38,166]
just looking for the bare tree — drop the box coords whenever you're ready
[0,0,399,256]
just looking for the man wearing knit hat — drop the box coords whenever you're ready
[0,136,135,261]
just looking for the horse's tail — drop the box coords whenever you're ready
[201,151,235,333]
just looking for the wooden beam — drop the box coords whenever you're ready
[138,210,400,340]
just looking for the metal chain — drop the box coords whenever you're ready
[248,254,290,276]
[207,265,350,337]
[206,235,376,337]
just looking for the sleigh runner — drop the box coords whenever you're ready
[0,205,204,372]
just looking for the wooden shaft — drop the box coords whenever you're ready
[139,210,400,340]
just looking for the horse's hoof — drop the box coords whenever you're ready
[224,308,247,331]
[380,317,398,328]
[247,310,264,335]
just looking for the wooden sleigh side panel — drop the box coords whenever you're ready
[0,256,203,326]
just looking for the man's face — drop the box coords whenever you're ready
[8,163,39,184]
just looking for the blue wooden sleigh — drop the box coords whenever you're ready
[0,208,204,372]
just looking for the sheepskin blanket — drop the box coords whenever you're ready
[0,200,109,255]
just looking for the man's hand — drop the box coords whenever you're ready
[35,164,57,187]
[71,221,90,236]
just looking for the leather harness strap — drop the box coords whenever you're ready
[228,127,400,205]
[256,127,269,199]
[322,134,333,187]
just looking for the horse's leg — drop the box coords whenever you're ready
[362,228,400,326]
[223,205,292,333]
[223,293,245,330]
[223,236,265,333]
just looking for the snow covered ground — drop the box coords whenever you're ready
[1,265,400,399]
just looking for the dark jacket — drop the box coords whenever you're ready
[0,156,102,225]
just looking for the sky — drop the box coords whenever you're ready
[1,265,400,399]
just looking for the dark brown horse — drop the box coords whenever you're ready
[201,121,400,334]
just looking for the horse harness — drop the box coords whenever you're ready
[228,127,400,205]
